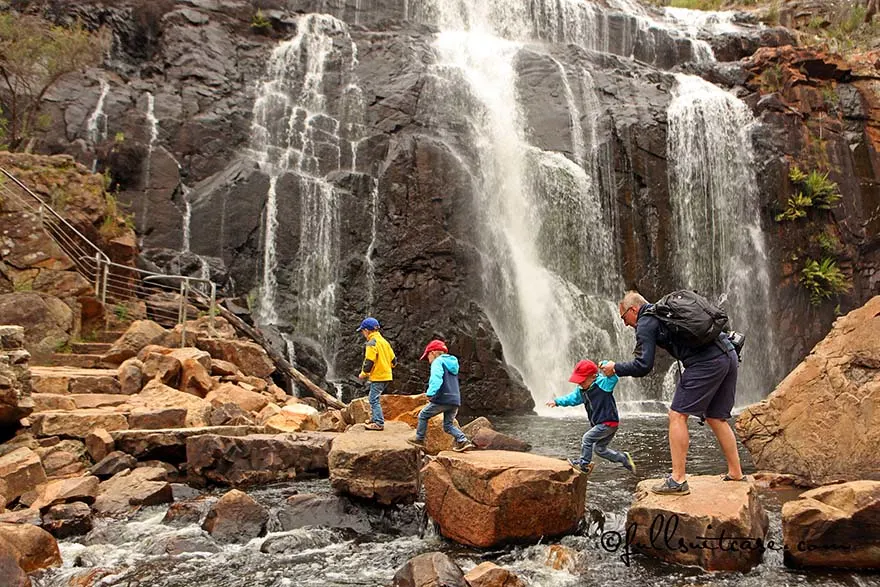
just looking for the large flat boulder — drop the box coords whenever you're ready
[30,367,119,396]
[0,448,47,506]
[737,296,880,485]
[112,425,265,462]
[626,476,769,571]
[423,451,586,548]
[31,410,128,438]
[328,422,420,505]
[0,292,73,359]
[782,480,880,569]
[196,338,275,378]
[186,432,336,486]
[30,476,99,512]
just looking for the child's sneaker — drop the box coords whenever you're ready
[651,474,690,495]
[453,440,475,452]
[568,458,594,476]
[622,452,637,474]
[406,436,426,450]
[364,422,384,431]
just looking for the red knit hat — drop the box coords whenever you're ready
[568,360,598,384]
[420,340,448,360]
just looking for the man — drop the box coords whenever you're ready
[356,317,396,431]
[600,291,744,495]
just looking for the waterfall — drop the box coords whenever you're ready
[86,77,109,172]
[181,184,192,253]
[416,1,641,409]
[248,14,363,366]
[667,74,777,404]
[141,93,160,228]
[364,177,379,312]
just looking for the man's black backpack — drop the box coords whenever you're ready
[644,290,729,348]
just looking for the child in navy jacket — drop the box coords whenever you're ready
[547,359,636,476]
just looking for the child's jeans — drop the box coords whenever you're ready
[368,381,388,426]
[580,423,627,465]
[415,402,467,443]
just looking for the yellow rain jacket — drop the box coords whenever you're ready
[359,331,396,382]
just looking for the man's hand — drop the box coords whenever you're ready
[600,361,616,376]
[545,400,557,407]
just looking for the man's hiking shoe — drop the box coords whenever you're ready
[622,452,637,474]
[568,459,594,476]
[651,475,690,495]
[407,436,426,450]
[721,474,748,482]
[364,422,384,431]
[453,440,475,452]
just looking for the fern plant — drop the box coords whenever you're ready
[800,257,851,305]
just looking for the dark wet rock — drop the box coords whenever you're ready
[471,428,532,452]
[202,489,267,544]
[162,498,213,527]
[92,467,173,516]
[41,502,92,539]
[161,534,221,556]
[90,451,137,479]
[112,425,265,463]
[277,494,371,533]
[0,550,30,587]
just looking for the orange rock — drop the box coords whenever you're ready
[205,382,268,413]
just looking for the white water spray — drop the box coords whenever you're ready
[86,77,109,171]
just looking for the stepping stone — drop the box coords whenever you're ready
[70,342,112,355]
[30,367,120,396]
[31,410,128,438]
[112,425,267,462]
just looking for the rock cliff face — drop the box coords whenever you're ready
[12,0,880,412]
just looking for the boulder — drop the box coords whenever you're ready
[210,359,241,377]
[201,489,267,544]
[464,562,526,587]
[626,476,769,571]
[205,382,268,413]
[41,502,92,538]
[117,358,145,395]
[68,375,120,395]
[112,425,265,462]
[162,497,213,526]
[471,428,531,452]
[782,480,880,569]
[264,405,318,433]
[37,448,86,479]
[84,428,114,462]
[317,409,347,432]
[31,410,128,438]
[128,379,211,427]
[168,348,212,370]
[128,407,187,430]
[30,476,99,511]
[0,509,40,525]
[31,394,76,412]
[0,550,29,587]
[343,394,428,424]
[737,297,880,485]
[328,422,420,505]
[392,552,468,587]
[92,467,173,516]
[0,293,73,359]
[180,358,215,397]
[208,402,255,426]
[461,416,494,438]
[141,351,182,386]
[197,338,275,378]
[90,451,137,478]
[543,544,586,573]
[0,448,47,505]
[67,394,128,410]
[102,320,168,364]
[423,451,586,548]
[0,522,61,573]
[186,432,335,486]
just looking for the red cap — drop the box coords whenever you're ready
[568,360,598,384]
[420,340,448,360]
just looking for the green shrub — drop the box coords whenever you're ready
[760,64,784,93]
[815,231,842,255]
[777,165,841,222]
[251,9,272,32]
[800,257,851,305]
[775,193,812,222]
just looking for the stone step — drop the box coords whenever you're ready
[112,426,268,462]
[31,366,120,396]
[31,409,129,439]
[93,330,126,343]
[44,353,113,369]
[32,393,130,412]
[70,342,113,354]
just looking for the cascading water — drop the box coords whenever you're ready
[248,14,363,368]
[667,74,777,404]
[141,93,160,229]
[415,2,638,410]
[86,77,109,172]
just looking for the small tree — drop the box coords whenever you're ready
[0,13,106,150]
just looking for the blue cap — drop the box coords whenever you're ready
[357,317,380,332]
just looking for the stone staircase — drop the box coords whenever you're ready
[38,330,126,370]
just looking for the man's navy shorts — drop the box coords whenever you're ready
[670,349,738,419]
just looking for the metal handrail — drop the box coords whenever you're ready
[0,166,218,346]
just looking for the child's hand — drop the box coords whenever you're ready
[600,361,616,376]
[545,400,557,407]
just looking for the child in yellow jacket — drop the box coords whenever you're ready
[357,317,396,430]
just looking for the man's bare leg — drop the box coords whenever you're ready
[706,417,744,479]
[669,410,689,483]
